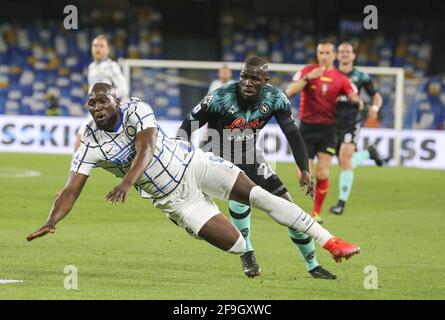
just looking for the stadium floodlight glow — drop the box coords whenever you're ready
[121,59,404,166]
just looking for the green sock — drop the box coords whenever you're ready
[352,150,370,168]
[288,228,319,272]
[339,170,354,202]
[229,200,253,253]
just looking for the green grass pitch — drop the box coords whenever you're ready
[0,153,444,300]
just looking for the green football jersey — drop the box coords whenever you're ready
[336,67,378,124]
[185,81,297,162]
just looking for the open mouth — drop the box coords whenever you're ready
[96,114,106,122]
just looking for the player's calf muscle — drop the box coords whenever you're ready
[228,172,256,205]
[198,213,242,252]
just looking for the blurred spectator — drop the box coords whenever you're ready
[88,34,128,100]
[45,93,60,116]
[75,34,129,150]
[207,65,235,94]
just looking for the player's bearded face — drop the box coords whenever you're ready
[92,39,109,60]
[338,45,355,64]
[87,91,119,131]
[239,67,267,101]
[219,68,232,82]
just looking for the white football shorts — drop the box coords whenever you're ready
[153,148,242,236]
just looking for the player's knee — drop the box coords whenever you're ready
[340,151,353,162]
[340,159,353,170]
[317,170,329,180]
[227,234,246,254]
[339,154,350,168]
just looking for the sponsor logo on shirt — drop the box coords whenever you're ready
[227,117,265,130]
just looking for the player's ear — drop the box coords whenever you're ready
[115,97,120,106]
[264,76,270,83]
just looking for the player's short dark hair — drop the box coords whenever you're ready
[89,82,116,97]
[317,38,337,51]
[243,56,269,74]
[339,41,358,54]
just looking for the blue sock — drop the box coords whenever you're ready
[229,200,253,253]
[339,170,354,202]
[352,150,370,168]
[288,228,319,272]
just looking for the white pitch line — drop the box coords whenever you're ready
[0,168,41,178]
[0,279,24,284]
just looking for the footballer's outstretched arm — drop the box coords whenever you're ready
[275,108,314,198]
[106,127,158,204]
[26,172,88,241]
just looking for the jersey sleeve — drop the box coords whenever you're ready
[274,105,309,172]
[178,93,218,140]
[275,89,291,108]
[128,101,158,133]
[274,108,299,133]
[292,66,311,81]
[70,142,99,176]
[189,94,217,121]
[342,75,358,96]
[362,73,378,97]
[274,90,299,133]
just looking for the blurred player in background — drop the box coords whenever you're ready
[74,34,129,150]
[200,65,236,144]
[178,57,337,280]
[285,39,361,224]
[207,65,235,94]
[329,42,385,215]
[27,83,361,272]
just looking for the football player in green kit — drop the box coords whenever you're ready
[329,42,386,215]
[178,57,337,280]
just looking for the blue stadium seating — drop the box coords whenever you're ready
[219,15,439,129]
[0,12,441,129]
[0,8,171,118]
